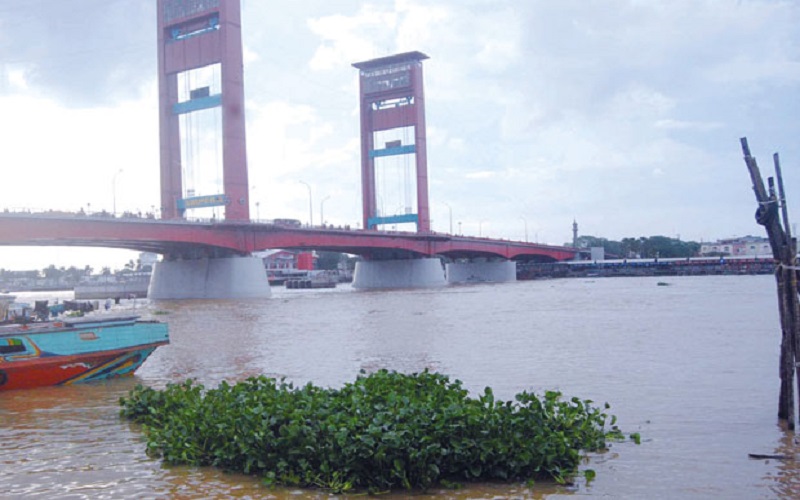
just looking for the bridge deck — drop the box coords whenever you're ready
[0,212,577,262]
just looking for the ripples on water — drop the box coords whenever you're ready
[1,276,797,498]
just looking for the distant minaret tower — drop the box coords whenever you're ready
[572,219,579,248]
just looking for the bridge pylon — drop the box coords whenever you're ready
[157,0,249,221]
[353,52,431,233]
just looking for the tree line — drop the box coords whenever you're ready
[569,235,701,259]
[0,259,147,281]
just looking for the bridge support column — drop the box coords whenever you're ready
[445,259,517,284]
[352,258,446,289]
[149,255,271,299]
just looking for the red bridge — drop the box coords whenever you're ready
[0,213,576,262]
[4,1,580,298]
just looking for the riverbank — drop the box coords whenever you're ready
[518,255,774,279]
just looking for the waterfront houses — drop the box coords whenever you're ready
[700,236,771,257]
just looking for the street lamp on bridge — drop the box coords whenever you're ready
[299,181,313,227]
[479,220,487,237]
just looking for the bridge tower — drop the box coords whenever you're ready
[150,0,269,299]
[353,52,431,233]
[157,0,249,221]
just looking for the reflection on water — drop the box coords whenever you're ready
[1,276,797,498]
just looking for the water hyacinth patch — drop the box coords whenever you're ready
[120,370,628,493]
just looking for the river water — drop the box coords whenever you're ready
[1,275,797,499]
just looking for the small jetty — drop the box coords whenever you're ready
[285,271,338,289]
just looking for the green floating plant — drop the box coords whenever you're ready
[120,370,632,494]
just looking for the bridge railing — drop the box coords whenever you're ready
[0,208,572,250]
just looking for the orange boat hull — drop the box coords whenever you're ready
[0,344,164,391]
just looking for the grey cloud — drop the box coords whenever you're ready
[0,0,155,106]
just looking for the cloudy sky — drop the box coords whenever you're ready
[0,0,798,270]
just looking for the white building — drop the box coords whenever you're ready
[700,236,771,257]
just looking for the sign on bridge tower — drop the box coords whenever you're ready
[156,0,249,220]
[353,52,431,233]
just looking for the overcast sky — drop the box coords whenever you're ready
[1,0,798,270]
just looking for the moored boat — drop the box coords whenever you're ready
[0,315,168,391]
[285,270,339,289]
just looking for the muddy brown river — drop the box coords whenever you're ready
[1,275,796,498]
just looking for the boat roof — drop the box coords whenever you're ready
[0,315,144,336]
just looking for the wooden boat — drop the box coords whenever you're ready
[0,315,168,391]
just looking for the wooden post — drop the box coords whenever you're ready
[773,153,800,427]
[741,137,799,429]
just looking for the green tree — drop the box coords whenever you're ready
[316,251,344,270]
[620,237,642,258]
[572,235,700,259]
[575,236,624,258]
[42,264,62,280]
[63,266,85,283]
[639,236,699,258]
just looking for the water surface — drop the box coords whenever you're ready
[1,276,795,498]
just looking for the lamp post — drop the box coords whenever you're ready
[443,202,453,234]
[479,220,486,237]
[256,201,260,220]
[299,180,313,226]
[519,216,528,242]
[458,221,462,235]
[320,195,330,226]
[112,169,123,215]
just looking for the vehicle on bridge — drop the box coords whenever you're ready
[273,218,302,228]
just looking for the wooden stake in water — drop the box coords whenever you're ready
[740,137,799,429]
[773,152,800,428]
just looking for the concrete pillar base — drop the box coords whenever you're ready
[446,260,516,284]
[352,258,446,289]
[148,256,271,299]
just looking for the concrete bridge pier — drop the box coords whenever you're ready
[149,255,271,299]
[445,258,517,284]
[352,258,446,289]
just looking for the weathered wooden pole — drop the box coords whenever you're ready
[773,153,800,426]
[740,137,797,428]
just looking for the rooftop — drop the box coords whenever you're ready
[352,51,429,70]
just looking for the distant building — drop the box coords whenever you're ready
[700,236,771,257]
[254,250,296,270]
[253,250,316,271]
[590,246,605,261]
